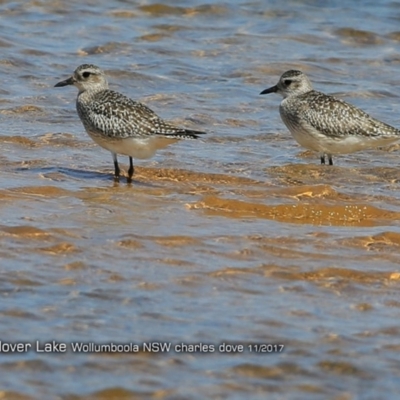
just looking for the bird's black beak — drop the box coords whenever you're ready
[260,85,278,95]
[54,76,75,87]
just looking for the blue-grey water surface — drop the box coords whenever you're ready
[1,1,400,399]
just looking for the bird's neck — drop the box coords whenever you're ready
[78,87,105,102]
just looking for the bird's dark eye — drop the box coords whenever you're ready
[82,71,91,78]
[283,79,292,86]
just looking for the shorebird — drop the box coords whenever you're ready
[55,64,206,182]
[260,70,400,165]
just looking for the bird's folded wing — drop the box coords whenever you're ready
[300,92,385,139]
[88,90,205,139]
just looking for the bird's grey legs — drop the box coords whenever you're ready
[320,154,333,165]
[128,157,134,184]
[112,153,120,181]
[112,153,134,183]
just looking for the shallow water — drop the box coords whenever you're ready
[1,0,400,399]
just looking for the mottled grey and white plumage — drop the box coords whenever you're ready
[260,70,400,165]
[55,64,206,182]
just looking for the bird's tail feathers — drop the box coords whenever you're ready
[161,129,206,139]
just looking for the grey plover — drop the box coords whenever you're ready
[55,64,205,182]
[260,70,400,165]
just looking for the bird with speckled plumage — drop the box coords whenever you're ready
[260,70,400,165]
[55,64,206,182]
